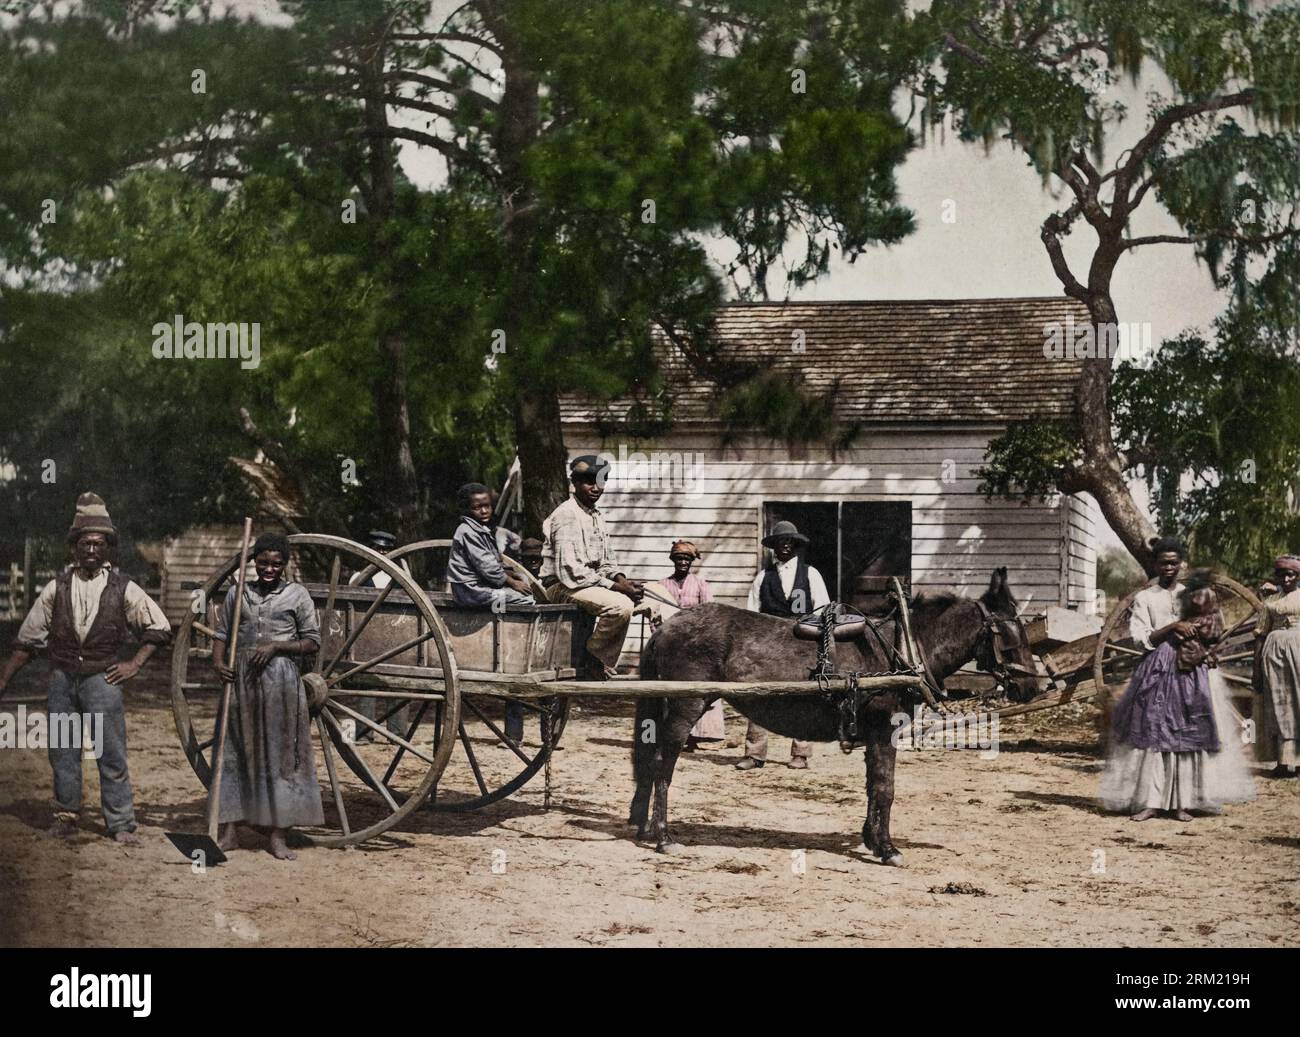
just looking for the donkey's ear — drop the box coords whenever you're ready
[983,566,1012,606]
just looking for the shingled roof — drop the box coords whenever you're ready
[559,297,1090,427]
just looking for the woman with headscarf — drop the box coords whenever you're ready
[1101,562,1254,820]
[655,541,723,749]
[211,532,323,859]
[1254,554,1300,778]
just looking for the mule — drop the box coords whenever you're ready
[628,567,1043,865]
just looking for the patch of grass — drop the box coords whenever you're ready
[605,922,653,936]
[929,881,988,896]
[715,860,763,875]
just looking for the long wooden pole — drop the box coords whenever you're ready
[206,518,254,841]
[470,675,927,700]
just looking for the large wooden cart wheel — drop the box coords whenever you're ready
[371,539,570,812]
[170,534,461,848]
[1093,573,1262,721]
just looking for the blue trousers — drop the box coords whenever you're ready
[47,670,136,834]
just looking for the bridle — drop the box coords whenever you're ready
[971,599,1036,693]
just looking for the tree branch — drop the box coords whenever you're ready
[390,31,503,58]
[1040,201,1088,300]
[383,93,459,121]
[942,31,991,67]
[350,124,498,183]
[1113,90,1256,205]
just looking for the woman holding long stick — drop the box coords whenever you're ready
[211,533,323,859]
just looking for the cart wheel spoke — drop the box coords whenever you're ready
[326,630,434,687]
[316,714,350,838]
[322,708,401,813]
[457,723,492,798]
[329,700,436,766]
[321,553,342,658]
[322,581,397,679]
[464,696,534,767]
[381,700,432,786]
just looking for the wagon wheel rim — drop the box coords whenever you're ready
[1092,572,1262,708]
[347,539,450,591]
[432,695,569,812]
[169,533,461,848]
[370,538,570,811]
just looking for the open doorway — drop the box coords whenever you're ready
[761,501,911,611]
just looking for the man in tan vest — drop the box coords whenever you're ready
[0,493,170,842]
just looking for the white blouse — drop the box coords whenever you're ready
[1128,581,1186,652]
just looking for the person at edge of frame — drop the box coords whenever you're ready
[735,520,829,771]
[0,492,171,843]
[1254,553,1300,778]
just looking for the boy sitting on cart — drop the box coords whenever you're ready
[448,482,537,740]
[447,483,536,611]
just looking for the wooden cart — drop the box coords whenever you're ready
[170,534,925,848]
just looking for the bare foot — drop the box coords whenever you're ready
[1172,809,1194,822]
[269,829,297,861]
[112,830,141,845]
[47,819,77,838]
[217,823,240,852]
[1130,808,1157,822]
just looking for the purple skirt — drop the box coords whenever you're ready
[1110,640,1220,752]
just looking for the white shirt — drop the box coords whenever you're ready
[746,556,830,614]
[1128,581,1185,652]
[17,564,171,648]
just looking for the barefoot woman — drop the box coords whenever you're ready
[211,533,323,858]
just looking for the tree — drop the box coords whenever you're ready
[913,0,1300,573]
[1111,304,1300,578]
[2,0,917,540]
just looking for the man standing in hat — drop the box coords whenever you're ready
[736,520,829,770]
[541,456,643,679]
[0,493,171,841]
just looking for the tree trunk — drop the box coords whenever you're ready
[1073,285,1159,574]
[486,4,571,538]
[361,33,423,545]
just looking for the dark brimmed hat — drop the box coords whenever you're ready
[569,454,610,481]
[67,492,117,544]
[368,530,397,550]
[762,520,808,548]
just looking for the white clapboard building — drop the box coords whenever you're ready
[559,298,1099,621]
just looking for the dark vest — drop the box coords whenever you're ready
[47,568,131,675]
[758,559,813,617]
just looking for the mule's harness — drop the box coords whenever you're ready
[805,580,944,748]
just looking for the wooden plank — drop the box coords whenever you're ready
[468,675,927,699]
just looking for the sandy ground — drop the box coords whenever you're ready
[1,660,1298,948]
